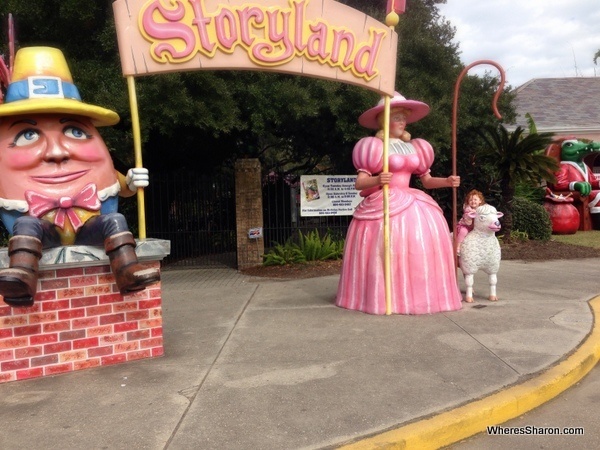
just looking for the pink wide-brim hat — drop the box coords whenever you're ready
[358,92,430,129]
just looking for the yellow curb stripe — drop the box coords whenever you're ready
[338,295,600,450]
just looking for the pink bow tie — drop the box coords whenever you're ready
[25,183,101,232]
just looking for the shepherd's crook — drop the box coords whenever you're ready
[452,61,505,265]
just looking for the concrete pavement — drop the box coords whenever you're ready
[0,258,599,449]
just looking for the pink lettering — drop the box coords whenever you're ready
[136,0,388,82]
[293,1,307,53]
[215,9,237,49]
[331,30,355,67]
[306,23,329,60]
[141,1,196,60]
[353,31,385,78]
[237,7,264,47]
[189,0,215,53]
[252,10,293,63]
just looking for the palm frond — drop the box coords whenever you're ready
[476,124,558,187]
[525,113,538,134]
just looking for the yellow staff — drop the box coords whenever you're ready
[382,1,405,314]
[382,96,392,315]
[127,76,147,239]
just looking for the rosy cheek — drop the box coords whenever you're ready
[3,151,42,170]
[64,141,108,162]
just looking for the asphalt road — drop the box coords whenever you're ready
[448,363,600,449]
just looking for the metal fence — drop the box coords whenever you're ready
[262,177,352,248]
[145,172,351,268]
[145,172,237,268]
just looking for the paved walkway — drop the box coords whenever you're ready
[0,259,599,449]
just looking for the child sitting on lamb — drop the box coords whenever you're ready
[456,189,486,257]
[458,201,504,303]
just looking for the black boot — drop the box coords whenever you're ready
[105,232,160,294]
[0,236,42,307]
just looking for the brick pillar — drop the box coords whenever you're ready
[235,159,264,269]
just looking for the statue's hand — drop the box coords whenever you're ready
[125,168,150,191]
[574,181,592,196]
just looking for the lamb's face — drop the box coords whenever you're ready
[472,205,503,233]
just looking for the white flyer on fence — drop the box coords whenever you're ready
[300,175,362,217]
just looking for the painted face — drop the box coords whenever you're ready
[387,108,410,139]
[468,195,482,209]
[0,114,117,200]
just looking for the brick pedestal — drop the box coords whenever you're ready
[0,239,170,383]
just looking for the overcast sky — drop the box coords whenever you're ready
[436,0,600,88]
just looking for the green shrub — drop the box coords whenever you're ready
[498,230,529,243]
[512,196,552,241]
[515,182,546,203]
[263,242,306,266]
[297,229,343,261]
[262,229,345,266]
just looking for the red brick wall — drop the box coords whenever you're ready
[0,262,163,383]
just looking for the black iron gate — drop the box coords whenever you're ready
[262,176,352,248]
[145,171,237,268]
[145,171,352,268]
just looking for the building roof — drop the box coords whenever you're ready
[512,77,600,135]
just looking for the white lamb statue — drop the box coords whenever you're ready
[458,204,503,303]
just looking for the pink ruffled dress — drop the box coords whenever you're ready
[336,137,462,315]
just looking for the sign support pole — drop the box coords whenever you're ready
[127,75,147,240]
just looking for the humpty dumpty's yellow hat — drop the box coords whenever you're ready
[0,47,119,126]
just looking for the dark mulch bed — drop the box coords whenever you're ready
[241,258,343,279]
[500,239,600,261]
[240,240,600,279]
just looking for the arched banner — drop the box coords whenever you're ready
[113,0,397,96]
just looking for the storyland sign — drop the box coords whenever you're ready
[112,0,397,95]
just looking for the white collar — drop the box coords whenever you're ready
[0,181,121,213]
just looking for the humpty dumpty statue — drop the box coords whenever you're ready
[0,47,160,307]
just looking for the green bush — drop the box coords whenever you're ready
[515,182,546,203]
[262,229,345,266]
[297,229,343,261]
[262,242,306,266]
[512,196,552,241]
[498,230,529,243]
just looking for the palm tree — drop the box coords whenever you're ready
[476,125,559,242]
